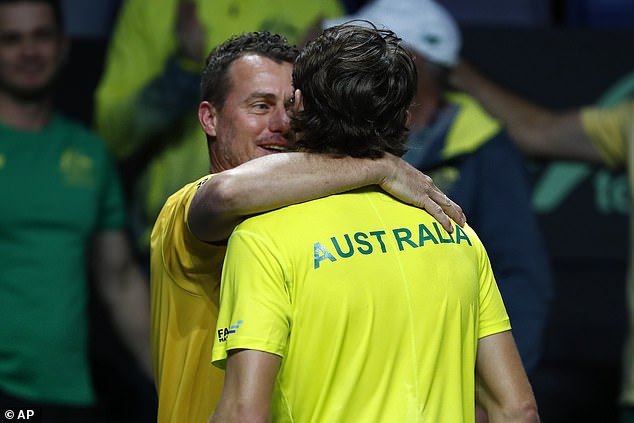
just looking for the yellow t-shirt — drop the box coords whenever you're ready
[581,99,634,405]
[150,175,226,423]
[213,187,511,422]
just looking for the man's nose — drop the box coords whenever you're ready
[20,38,39,55]
[270,107,291,132]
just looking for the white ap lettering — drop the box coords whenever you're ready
[17,410,35,419]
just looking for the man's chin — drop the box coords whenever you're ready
[257,147,285,156]
[0,82,55,103]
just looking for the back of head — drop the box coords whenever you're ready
[200,31,299,108]
[0,0,64,32]
[292,23,417,158]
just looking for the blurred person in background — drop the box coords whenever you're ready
[0,0,151,421]
[452,58,634,423]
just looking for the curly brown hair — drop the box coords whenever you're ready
[292,21,417,158]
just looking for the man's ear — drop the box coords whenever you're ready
[293,89,304,113]
[198,101,217,137]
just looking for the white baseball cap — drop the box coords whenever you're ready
[323,0,462,67]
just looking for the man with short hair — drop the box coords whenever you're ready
[0,1,151,421]
[209,24,539,423]
[150,30,465,422]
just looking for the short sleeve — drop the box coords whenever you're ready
[581,100,634,169]
[476,242,512,339]
[212,228,291,369]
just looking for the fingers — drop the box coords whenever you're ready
[422,197,454,233]
[424,187,466,233]
[378,155,466,231]
[442,194,466,227]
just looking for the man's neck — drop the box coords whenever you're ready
[0,93,53,131]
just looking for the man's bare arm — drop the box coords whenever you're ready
[451,60,602,163]
[475,331,540,423]
[91,230,153,379]
[209,350,281,423]
[189,152,465,242]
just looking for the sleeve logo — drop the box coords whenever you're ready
[217,319,244,342]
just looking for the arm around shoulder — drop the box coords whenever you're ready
[188,152,466,243]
